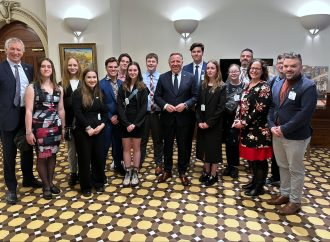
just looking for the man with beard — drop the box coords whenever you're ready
[239,48,253,84]
[267,52,317,215]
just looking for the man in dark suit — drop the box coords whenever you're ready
[155,52,198,186]
[183,42,207,88]
[0,37,42,205]
[99,57,125,176]
[182,42,207,163]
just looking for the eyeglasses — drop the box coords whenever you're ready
[229,71,240,74]
[250,67,261,71]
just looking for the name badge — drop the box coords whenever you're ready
[234,94,240,101]
[201,74,205,81]
[98,113,101,120]
[125,98,129,105]
[288,91,296,100]
[201,104,205,111]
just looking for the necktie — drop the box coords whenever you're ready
[14,64,21,106]
[194,65,199,84]
[150,74,156,112]
[174,74,179,94]
[240,68,247,82]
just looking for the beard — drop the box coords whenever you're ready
[286,73,302,85]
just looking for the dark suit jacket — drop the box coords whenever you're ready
[154,70,198,126]
[183,61,207,85]
[99,77,122,120]
[0,60,33,131]
[268,75,317,140]
[59,81,81,127]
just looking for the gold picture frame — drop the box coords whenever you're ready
[59,43,97,75]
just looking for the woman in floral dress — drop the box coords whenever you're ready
[232,59,272,196]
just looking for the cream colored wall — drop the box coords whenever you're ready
[8,0,330,89]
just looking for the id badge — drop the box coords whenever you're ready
[288,91,296,100]
[125,98,129,105]
[98,113,101,120]
[201,104,206,111]
[234,94,240,101]
[201,74,205,81]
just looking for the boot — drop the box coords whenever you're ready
[242,162,257,190]
[245,161,267,196]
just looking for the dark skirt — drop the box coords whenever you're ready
[121,124,144,138]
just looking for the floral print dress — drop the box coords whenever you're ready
[236,80,272,161]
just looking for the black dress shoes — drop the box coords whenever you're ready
[42,187,52,200]
[50,185,61,194]
[158,172,172,183]
[6,191,18,205]
[23,178,43,188]
[179,174,191,186]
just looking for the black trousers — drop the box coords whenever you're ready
[1,107,35,192]
[140,112,163,165]
[224,114,240,167]
[163,123,192,174]
[74,128,105,191]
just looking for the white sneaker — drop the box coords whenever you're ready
[123,168,132,187]
[130,169,139,187]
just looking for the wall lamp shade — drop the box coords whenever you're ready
[300,14,330,35]
[64,17,90,37]
[173,19,199,40]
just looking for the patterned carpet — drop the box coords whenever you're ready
[0,141,330,241]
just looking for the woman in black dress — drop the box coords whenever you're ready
[196,60,226,186]
[72,69,108,197]
[117,62,148,187]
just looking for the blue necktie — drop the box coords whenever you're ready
[194,65,199,84]
[14,64,21,106]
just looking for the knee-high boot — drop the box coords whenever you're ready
[242,161,257,190]
[245,160,267,196]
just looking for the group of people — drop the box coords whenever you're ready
[0,38,317,215]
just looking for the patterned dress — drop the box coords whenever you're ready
[236,80,272,161]
[32,83,62,159]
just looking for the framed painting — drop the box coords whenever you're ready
[59,43,97,75]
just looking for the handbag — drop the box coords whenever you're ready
[225,84,243,114]
[14,128,31,151]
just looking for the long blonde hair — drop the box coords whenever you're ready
[202,60,225,93]
[61,56,82,89]
[81,68,103,107]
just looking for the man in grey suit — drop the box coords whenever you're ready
[0,37,42,205]
[154,53,198,186]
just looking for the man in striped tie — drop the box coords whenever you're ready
[239,48,254,85]
[140,53,164,175]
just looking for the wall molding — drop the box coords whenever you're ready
[0,0,48,55]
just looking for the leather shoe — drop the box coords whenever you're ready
[267,195,289,205]
[23,178,43,188]
[279,202,301,215]
[6,191,18,205]
[158,171,172,183]
[50,185,61,194]
[179,174,191,186]
[155,164,163,176]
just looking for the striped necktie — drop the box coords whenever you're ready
[150,74,156,112]
[14,64,21,106]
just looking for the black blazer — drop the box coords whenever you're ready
[196,84,226,128]
[154,70,198,126]
[59,81,81,127]
[0,60,33,131]
[72,88,108,130]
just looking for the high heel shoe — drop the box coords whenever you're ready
[43,187,52,200]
